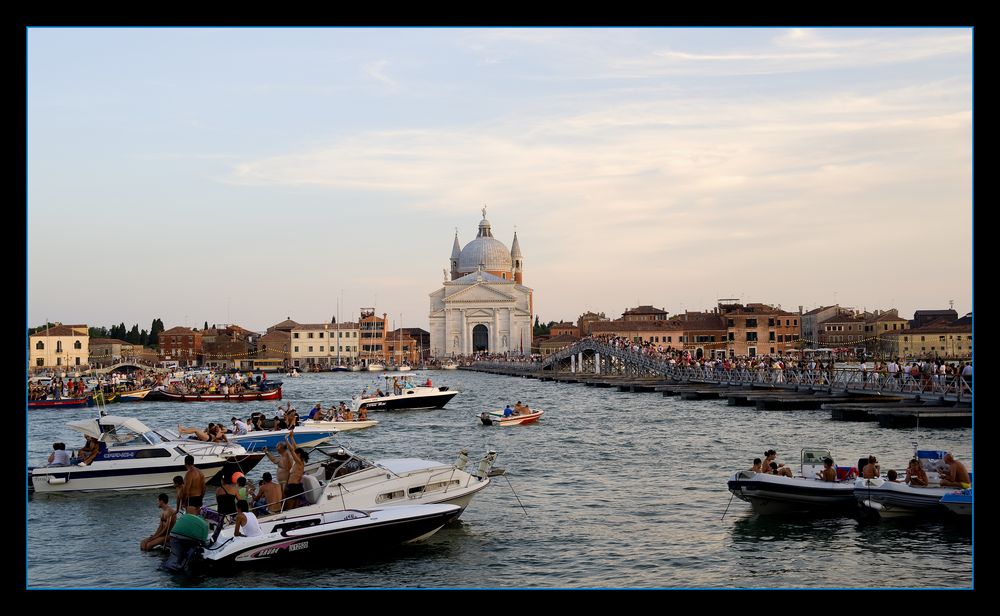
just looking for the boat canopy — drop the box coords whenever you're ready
[801,448,833,465]
[66,416,154,441]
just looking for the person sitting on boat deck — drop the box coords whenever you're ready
[375,388,385,397]
[938,453,971,489]
[513,401,533,416]
[177,424,212,441]
[249,413,266,432]
[815,457,837,482]
[209,423,229,443]
[358,405,368,421]
[215,475,240,521]
[904,458,929,487]
[77,435,101,466]
[342,406,354,421]
[231,416,249,436]
[861,455,881,479]
[284,408,299,429]
[182,455,206,514]
[425,378,432,387]
[233,499,262,538]
[253,472,283,515]
[283,433,306,510]
[307,403,323,421]
[271,411,287,431]
[48,442,71,467]
[750,458,763,473]
[140,493,176,551]
[503,404,514,417]
[763,450,793,477]
[886,469,902,483]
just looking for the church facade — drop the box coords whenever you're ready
[429,210,533,357]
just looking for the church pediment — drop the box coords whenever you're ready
[445,282,517,303]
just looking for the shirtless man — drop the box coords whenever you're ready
[262,443,291,492]
[817,457,837,482]
[140,493,176,551]
[283,433,305,511]
[182,455,206,514]
[861,455,881,479]
[254,472,283,514]
[750,458,763,473]
[938,453,971,488]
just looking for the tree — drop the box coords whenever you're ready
[127,324,140,344]
[149,318,164,346]
[139,329,148,346]
[204,321,209,331]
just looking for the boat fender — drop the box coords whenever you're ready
[47,476,68,485]
[862,500,884,512]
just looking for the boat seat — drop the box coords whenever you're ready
[302,474,322,505]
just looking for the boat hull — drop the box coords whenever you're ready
[853,478,953,517]
[30,460,228,493]
[158,387,282,402]
[228,430,340,452]
[119,388,152,402]
[481,410,544,426]
[727,471,857,514]
[940,489,972,516]
[28,397,91,409]
[358,388,458,411]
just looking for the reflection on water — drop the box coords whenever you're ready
[27,370,972,588]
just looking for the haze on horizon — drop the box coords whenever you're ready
[27,28,972,333]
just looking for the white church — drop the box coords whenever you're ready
[429,209,533,357]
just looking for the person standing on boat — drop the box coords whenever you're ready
[262,443,291,493]
[182,455,206,514]
[140,493,176,551]
[283,433,305,510]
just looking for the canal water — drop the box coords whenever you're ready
[26,370,973,588]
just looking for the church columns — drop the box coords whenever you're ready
[493,308,500,352]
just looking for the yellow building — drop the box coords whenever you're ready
[29,323,89,371]
[884,319,971,360]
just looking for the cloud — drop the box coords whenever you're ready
[363,59,398,91]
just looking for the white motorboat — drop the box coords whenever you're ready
[298,418,379,433]
[853,449,966,517]
[349,364,362,372]
[280,445,499,517]
[441,360,458,370]
[162,503,460,573]
[354,378,459,411]
[366,362,385,371]
[29,415,247,493]
[726,448,858,514]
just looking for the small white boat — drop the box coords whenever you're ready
[349,364,362,372]
[480,409,544,426]
[853,449,967,517]
[441,360,458,370]
[396,365,411,372]
[299,418,379,433]
[366,363,385,372]
[727,449,857,514]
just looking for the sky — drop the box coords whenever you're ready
[27,28,973,333]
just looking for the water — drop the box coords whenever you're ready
[26,371,973,588]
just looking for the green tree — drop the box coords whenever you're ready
[149,318,164,346]
[139,329,148,346]
[204,321,209,331]
[127,324,140,344]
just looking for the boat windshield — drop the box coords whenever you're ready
[143,431,164,445]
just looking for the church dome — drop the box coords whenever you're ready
[457,217,513,274]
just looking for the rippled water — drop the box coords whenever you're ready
[26,371,973,588]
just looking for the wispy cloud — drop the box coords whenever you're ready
[363,59,399,91]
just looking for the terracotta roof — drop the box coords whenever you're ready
[590,320,684,332]
[871,310,906,322]
[624,305,667,315]
[803,305,838,316]
[161,326,198,335]
[30,325,87,337]
[89,338,131,345]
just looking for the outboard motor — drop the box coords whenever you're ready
[160,534,204,575]
[479,412,493,426]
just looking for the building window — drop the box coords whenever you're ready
[319,332,324,338]
[768,332,775,341]
[75,357,81,365]
[74,340,82,349]
[746,332,758,341]
[308,346,313,352]
[57,341,63,352]
[308,333,314,339]
[320,346,324,352]
[36,341,44,350]
[768,318,775,327]
[293,333,300,339]
[294,346,299,352]
[746,319,757,328]
[728,333,734,341]
[56,357,62,365]
[727,319,734,327]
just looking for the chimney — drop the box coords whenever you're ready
[798,305,803,315]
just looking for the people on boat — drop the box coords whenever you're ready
[513,401,532,416]
[817,458,837,482]
[48,442,71,467]
[236,475,253,509]
[182,455,206,514]
[234,500,262,538]
[209,423,229,443]
[283,433,305,510]
[904,458,928,487]
[425,378,433,387]
[172,475,186,512]
[253,472,283,515]
[503,404,514,417]
[249,413,267,431]
[77,436,101,466]
[762,450,793,477]
[358,405,368,421]
[231,416,249,436]
[343,407,354,421]
[861,455,881,479]
[750,458,763,473]
[886,469,902,483]
[140,493,176,551]
[308,403,323,420]
[262,443,291,492]
[177,424,212,441]
[215,476,239,520]
[393,377,402,395]
[375,388,385,397]
[939,453,971,488]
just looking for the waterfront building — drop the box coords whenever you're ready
[817,311,867,351]
[590,319,686,349]
[800,305,841,349]
[622,305,668,322]
[429,210,533,357]
[550,322,580,338]
[386,328,421,364]
[290,322,360,368]
[29,323,89,371]
[88,338,136,366]
[360,309,388,362]
[577,311,609,336]
[672,311,729,359]
[202,325,256,371]
[911,308,959,329]
[157,326,203,367]
[864,309,910,357]
[538,333,581,356]
[720,302,801,357]
[884,315,972,360]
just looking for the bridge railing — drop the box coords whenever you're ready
[474,339,972,401]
